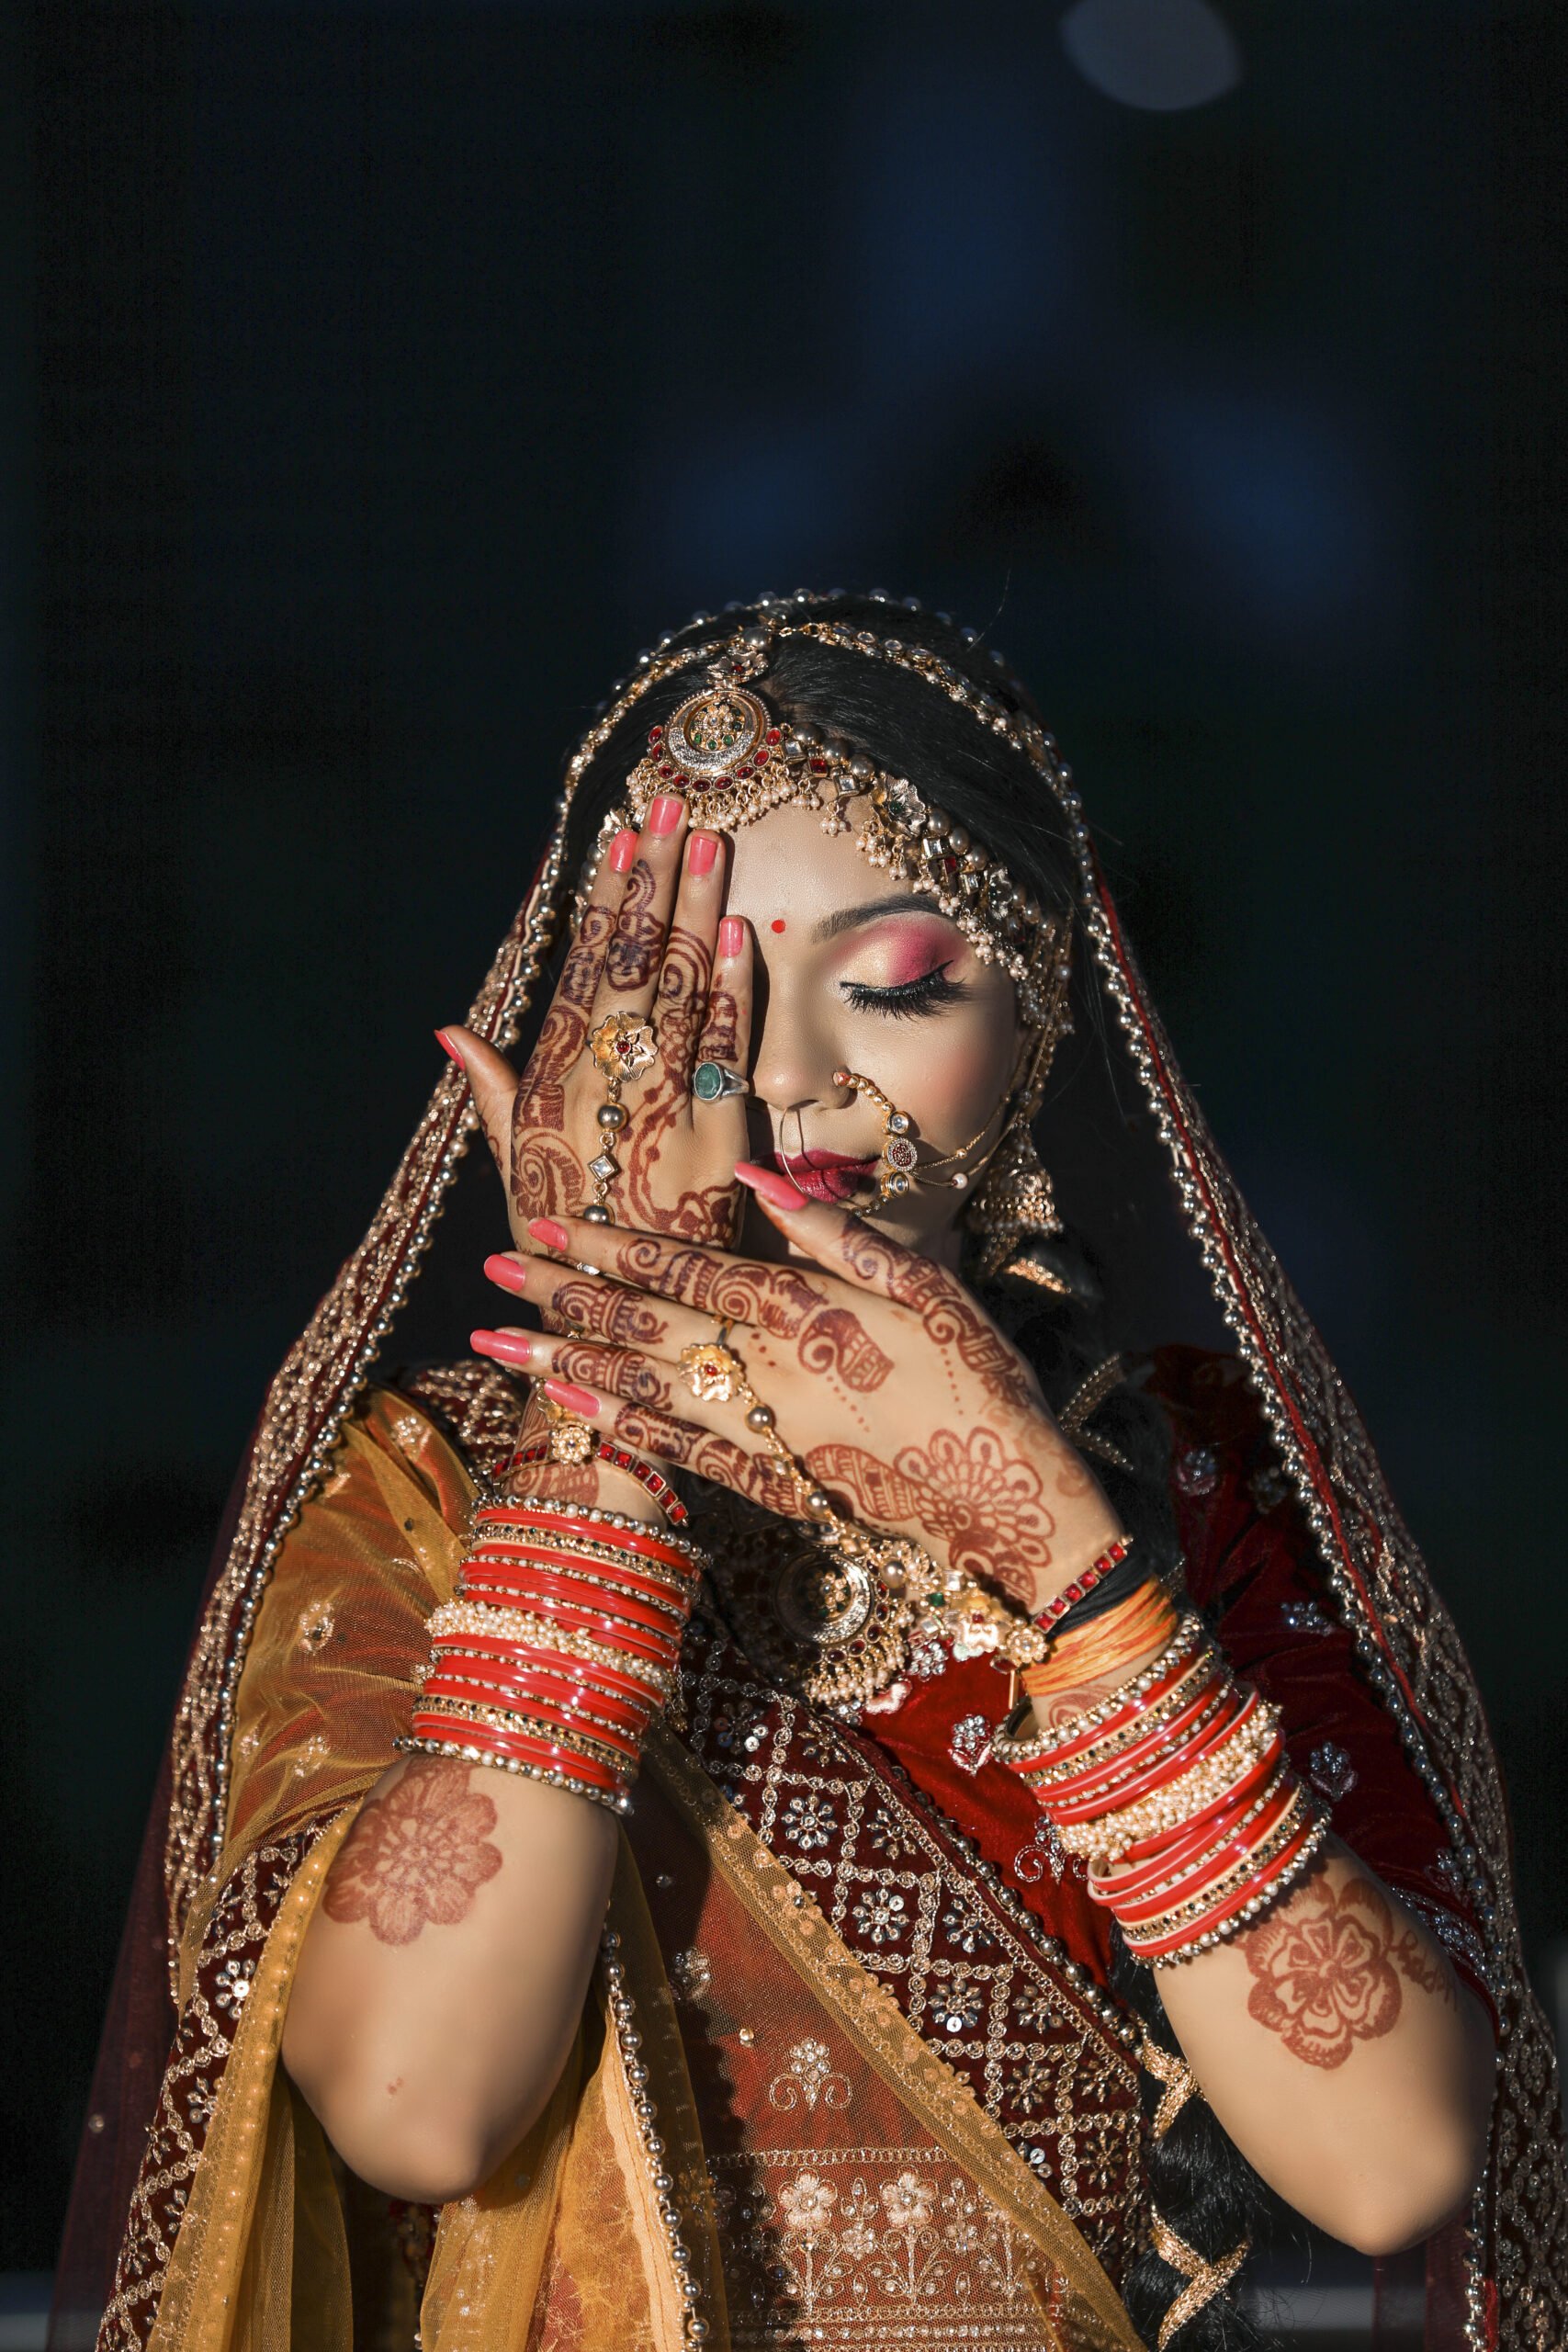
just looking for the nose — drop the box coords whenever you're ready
[748,980,853,1129]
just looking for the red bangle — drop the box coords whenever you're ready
[434,1634,661,1706]
[1126,1814,1320,1960]
[1031,1676,1232,1815]
[1046,1689,1265,1826]
[423,1660,650,1733]
[479,1500,694,1567]
[465,1565,685,1639]
[469,1535,694,1607]
[502,1439,691,1526]
[1097,1770,1296,1917]
[457,1584,678,1664]
[1021,1648,1224,1780]
[1096,1747,1290,1900]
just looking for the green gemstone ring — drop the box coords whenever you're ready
[693,1059,750,1104]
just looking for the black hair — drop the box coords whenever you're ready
[565,592,1275,2349]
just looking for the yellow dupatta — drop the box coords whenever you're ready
[131,1385,1140,2352]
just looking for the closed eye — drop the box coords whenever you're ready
[839,964,969,1021]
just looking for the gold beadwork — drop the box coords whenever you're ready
[1149,2211,1251,2348]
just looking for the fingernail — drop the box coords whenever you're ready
[528,1217,571,1252]
[544,1377,600,1419]
[687,831,719,878]
[435,1028,466,1067]
[483,1253,530,1295]
[609,827,638,875]
[649,794,684,837]
[719,916,745,958]
[470,1327,536,1366]
[735,1159,806,1211]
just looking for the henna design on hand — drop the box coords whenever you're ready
[836,1229,1037,1413]
[323,1764,502,1947]
[511,1131,587,1229]
[806,1425,1057,1602]
[548,1278,671,1350]
[698,984,741,1064]
[604,859,663,994]
[1243,1871,1455,2069]
[606,1237,892,1391]
[611,1401,796,1511]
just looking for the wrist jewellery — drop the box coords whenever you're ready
[992,1591,1326,1966]
[674,1321,1136,1718]
[401,1493,712,1812]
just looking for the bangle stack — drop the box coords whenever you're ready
[399,1497,709,1814]
[994,1610,1326,1965]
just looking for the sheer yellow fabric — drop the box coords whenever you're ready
[147,1387,1137,2352]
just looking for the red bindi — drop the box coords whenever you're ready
[770,918,787,933]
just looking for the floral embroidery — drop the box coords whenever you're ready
[948,1713,996,1776]
[769,2037,850,2112]
[781,1792,837,1850]
[1307,1741,1358,1802]
[851,1887,908,1945]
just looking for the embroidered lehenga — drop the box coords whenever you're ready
[52,606,1568,2352]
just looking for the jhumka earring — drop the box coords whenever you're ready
[964,1021,1069,1285]
[831,1069,999,1205]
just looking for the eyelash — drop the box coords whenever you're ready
[840,964,968,1021]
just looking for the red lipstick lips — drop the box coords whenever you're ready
[769,1150,878,1205]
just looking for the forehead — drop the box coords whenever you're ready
[722,802,922,933]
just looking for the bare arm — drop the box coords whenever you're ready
[282,1743,618,2205]
[285,800,750,2201]
[1022,1660,1495,2256]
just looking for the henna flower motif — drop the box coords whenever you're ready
[1245,1876,1403,2069]
[325,1768,502,1946]
[895,1425,1057,1588]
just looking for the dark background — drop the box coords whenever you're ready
[6,0,1565,2286]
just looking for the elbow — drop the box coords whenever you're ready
[282,2040,558,2207]
[1333,2081,1494,2258]
[287,2062,502,2205]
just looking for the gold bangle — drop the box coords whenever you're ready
[418,1696,638,1776]
[426,1602,673,1698]
[1055,1706,1281,1860]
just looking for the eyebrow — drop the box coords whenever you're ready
[811,894,948,944]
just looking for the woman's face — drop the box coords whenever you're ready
[721,802,1025,1264]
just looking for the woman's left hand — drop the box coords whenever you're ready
[474,1173,1122,1616]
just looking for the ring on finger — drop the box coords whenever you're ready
[693,1058,750,1103]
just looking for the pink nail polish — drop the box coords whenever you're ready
[470,1328,536,1366]
[543,1377,600,1419]
[609,827,638,875]
[483,1253,529,1295]
[649,794,684,837]
[435,1029,466,1067]
[528,1216,571,1252]
[687,831,719,878]
[719,916,745,958]
[735,1159,806,1211]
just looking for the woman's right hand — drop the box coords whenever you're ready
[441,795,754,1255]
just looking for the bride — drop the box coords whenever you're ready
[60,594,1563,2352]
